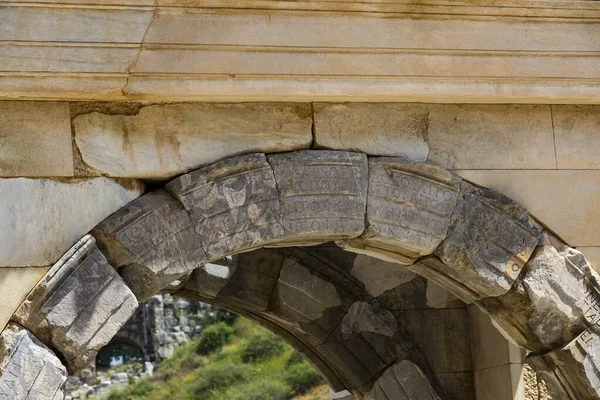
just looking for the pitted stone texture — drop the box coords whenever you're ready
[480,233,599,352]
[0,323,67,400]
[167,153,284,261]
[267,150,368,246]
[365,360,442,400]
[0,177,144,267]
[344,158,460,266]
[528,330,600,399]
[12,235,138,373]
[92,189,206,301]
[435,182,540,297]
[74,103,312,179]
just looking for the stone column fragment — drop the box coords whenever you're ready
[12,235,138,373]
[0,323,67,400]
[93,189,206,301]
[167,153,284,261]
[267,150,368,246]
[480,233,599,352]
[343,158,461,266]
[435,182,540,297]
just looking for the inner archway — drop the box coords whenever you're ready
[3,150,599,400]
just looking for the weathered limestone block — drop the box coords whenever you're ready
[434,182,540,297]
[216,249,284,312]
[0,177,144,267]
[316,301,409,389]
[0,101,73,177]
[350,254,417,297]
[313,103,430,162]
[167,153,284,261]
[343,158,461,265]
[480,233,599,352]
[267,150,368,246]
[0,323,67,400]
[74,103,312,179]
[365,360,442,400]
[12,235,138,373]
[528,329,600,399]
[92,189,206,301]
[192,258,238,298]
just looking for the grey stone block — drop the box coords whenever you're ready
[267,150,368,246]
[12,235,138,373]
[365,360,442,400]
[435,182,540,297]
[344,158,460,266]
[167,153,284,261]
[93,189,206,301]
[0,323,67,400]
[480,233,598,352]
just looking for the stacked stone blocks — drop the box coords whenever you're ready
[2,149,600,399]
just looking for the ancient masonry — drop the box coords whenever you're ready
[1,149,599,399]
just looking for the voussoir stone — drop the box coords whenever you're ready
[192,258,238,298]
[480,233,599,352]
[365,360,441,400]
[0,323,67,400]
[167,153,284,261]
[12,235,138,373]
[343,157,461,265]
[267,150,368,246]
[0,177,144,267]
[92,189,206,302]
[528,329,600,399]
[73,103,312,179]
[434,181,540,297]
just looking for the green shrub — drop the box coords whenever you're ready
[186,362,247,398]
[240,329,285,363]
[228,378,291,400]
[285,361,322,395]
[196,322,234,355]
[285,350,305,368]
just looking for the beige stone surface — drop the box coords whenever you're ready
[428,105,556,169]
[455,170,600,247]
[0,101,73,177]
[74,103,312,179]
[474,364,524,400]
[313,103,429,161]
[0,267,48,332]
[350,254,417,297]
[0,177,144,267]
[0,7,152,43]
[580,247,600,271]
[553,105,600,169]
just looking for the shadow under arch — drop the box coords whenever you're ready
[9,150,600,400]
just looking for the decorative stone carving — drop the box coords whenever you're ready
[166,153,284,261]
[343,158,461,266]
[0,323,67,400]
[435,182,540,297]
[365,360,441,400]
[12,235,138,373]
[481,233,600,352]
[93,189,206,301]
[267,150,368,246]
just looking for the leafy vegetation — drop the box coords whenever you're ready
[107,317,325,400]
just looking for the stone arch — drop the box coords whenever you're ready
[2,150,600,399]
